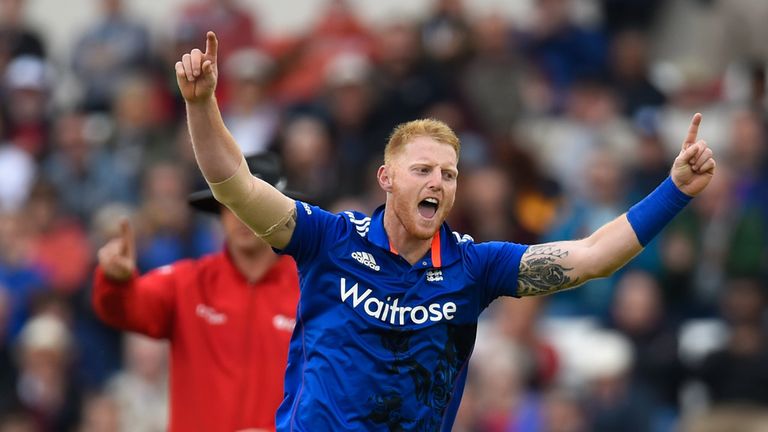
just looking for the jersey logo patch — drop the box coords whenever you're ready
[272,314,296,332]
[196,304,227,325]
[339,278,457,326]
[351,251,380,271]
[426,269,443,282]
[344,211,371,237]
[452,231,474,244]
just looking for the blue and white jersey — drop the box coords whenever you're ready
[276,202,529,431]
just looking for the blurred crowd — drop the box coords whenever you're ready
[0,0,766,430]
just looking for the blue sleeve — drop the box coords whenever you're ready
[464,241,529,307]
[276,201,346,265]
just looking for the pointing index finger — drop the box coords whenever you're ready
[683,113,702,150]
[205,31,218,61]
[119,218,135,260]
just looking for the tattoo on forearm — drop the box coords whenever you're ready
[517,245,579,296]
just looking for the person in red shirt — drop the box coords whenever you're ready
[92,153,301,432]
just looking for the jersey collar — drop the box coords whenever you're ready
[367,205,461,269]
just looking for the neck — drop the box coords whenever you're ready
[227,243,279,283]
[383,207,433,265]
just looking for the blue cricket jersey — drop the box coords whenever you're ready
[276,202,529,431]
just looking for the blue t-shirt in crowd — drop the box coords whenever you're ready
[276,202,528,431]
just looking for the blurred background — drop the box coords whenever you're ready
[0,0,766,430]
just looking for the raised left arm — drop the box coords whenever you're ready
[517,215,640,296]
[517,113,716,297]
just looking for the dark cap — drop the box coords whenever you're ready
[188,153,302,214]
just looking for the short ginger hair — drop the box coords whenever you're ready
[384,119,460,165]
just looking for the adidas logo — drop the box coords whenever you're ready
[426,269,443,282]
[352,251,380,271]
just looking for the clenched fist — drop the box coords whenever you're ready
[97,219,136,282]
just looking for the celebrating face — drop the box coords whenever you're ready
[381,136,458,240]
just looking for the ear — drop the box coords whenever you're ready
[377,164,393,192]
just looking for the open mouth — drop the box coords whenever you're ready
[418,198,439,219]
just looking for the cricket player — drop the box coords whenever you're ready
[175,32,716,431]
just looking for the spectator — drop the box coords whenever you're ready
[105,334,168,432]
[72,0,151,111]
[369,20,451,143]
[516,78,637,196]
[277,114,340,206]
[609,270,683,419]
[608,29,666,117]
[0,142,36,213]
[544,152,631,316]
[320,52,379,196]
[42,111,134,223]
[0,212,47,339]
[577,330,655,432]
[13,313,82,431]
[221,48,279,155]
[519,0,609,109]
[271,0,374,103]
[134,161,217,271]
[0,0,45,70]
[0,287,17,414]
[421,0,473,74]
[3,55,52,157]
[23,179,91,295]
[697,278,768,406]
[174,0,258,65]
[109,73,174,179]
[76,392,120,432]
[452,164,515,242]
[461,14,526,136]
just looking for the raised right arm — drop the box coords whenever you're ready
[92,268,175,338]
[175,31,295,249]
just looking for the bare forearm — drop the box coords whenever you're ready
[186,97,244,183]
[186,98,296,248]
[517,215,641,297]
[583,214,643,278]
